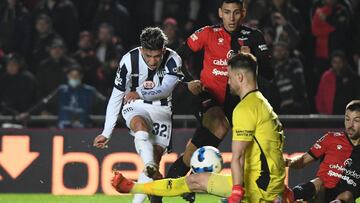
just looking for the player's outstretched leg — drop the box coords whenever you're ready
[112,171,232,198]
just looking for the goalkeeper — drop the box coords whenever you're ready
[112,53,290,203]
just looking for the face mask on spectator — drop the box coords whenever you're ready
[68,79,81,88]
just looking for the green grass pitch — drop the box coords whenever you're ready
[0,194,223,203]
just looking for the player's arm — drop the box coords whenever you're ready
[287,133,330,169]
[94,58,130,148]
[286,152,315,169]
[176,26,209,82]
[228,107,255,202]
[332,191,355,203]
[231,140,251,185]
[250,29,274,80]
[136,74,179,101]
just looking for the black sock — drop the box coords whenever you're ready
[293,181,316,201]
[166,155,190,178]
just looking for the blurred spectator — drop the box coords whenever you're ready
[30,14,62,71]
[0,54,37,115]
[154,0,200,35]
[57,67,105,128]
[272,42,309,114]
[71,0,98,31]
[92,0,130,47]
[94,23,124,64]
[351,2,360,76]
[35,0,79,51]
[316,50,360,115]
[162,18,183,50]
[259,0,306,50]
[37,39,77,108]
[245,0,270,27]
[311,0,351,71]
[0,0,31,56]
[72,31,106,94]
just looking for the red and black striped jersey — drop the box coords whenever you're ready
[185,24,272,104]
[309,132,360,197]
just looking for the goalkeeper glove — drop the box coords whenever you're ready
[227,185,245,203]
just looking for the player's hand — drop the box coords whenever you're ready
[93,135,109,149]
[124,91,140,104]
[227,185,245,203]
[240,46,251,54]
[187,80,203,95]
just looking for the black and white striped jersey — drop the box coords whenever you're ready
[101,47,183,137]
[114,47,183,106]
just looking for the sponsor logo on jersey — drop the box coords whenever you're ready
[344,158,353,167]
[143,81,155,89]
[190,34,198,41]
[213,59,228,66]
[227,50,234,59]
[314,143,321,149]
[122,107,134,114]
[241,30,251,35]
[212,68,228,76]
[238,37,248,41]
[258,44,268,51]
[115,77,122,85]
[213,28,222,32]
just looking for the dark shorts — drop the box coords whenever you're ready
[198,85,240,126]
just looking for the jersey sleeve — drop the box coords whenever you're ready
[249,29,274,80]
[186,26,210,52]
[114,55,131,91]
[308,133,330,159]
[232,105,256,142]
[165,53,184,79]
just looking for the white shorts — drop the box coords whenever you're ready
[121,100,172,148]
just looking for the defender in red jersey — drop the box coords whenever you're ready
[287,100,360,203]
[152,0,274,203]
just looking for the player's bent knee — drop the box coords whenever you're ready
[130,116,151,132]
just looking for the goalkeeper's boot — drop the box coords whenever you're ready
[111,171,134,193]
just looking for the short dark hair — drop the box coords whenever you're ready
[331,50,346,61]
[220,0,245,7]
[227,53,257,77]
[140,27,168,50]
[346,100,360,112]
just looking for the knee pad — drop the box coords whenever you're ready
[191,126,222,148]
[293,181,316,201]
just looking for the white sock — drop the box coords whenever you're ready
[134,131,155,166]
[132,172,153,203]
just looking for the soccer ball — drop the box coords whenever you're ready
[190,146,223,173]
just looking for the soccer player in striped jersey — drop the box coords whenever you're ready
[93,27,183,203]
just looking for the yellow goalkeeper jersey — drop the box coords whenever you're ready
[232,90,285,197]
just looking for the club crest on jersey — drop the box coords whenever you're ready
[218,38,224,45]
[337,145,342,150]
[143,81,155,89]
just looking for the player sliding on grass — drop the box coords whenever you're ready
[112,53,293,203]
[286,100,360,203]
